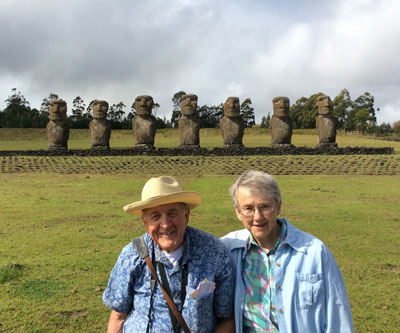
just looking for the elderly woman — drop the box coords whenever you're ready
[221,170,353,333]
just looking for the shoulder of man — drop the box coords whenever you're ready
[186,226,230,254]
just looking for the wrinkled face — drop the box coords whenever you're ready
[142,203,189,252]
[49,101,67,121]
[134,95,153,115]
[224,97,240,116]
[93,101,108,119]
[180,95,198,116]
[235,187,281,247]
[272,97,289,117]
[317,95,332,115]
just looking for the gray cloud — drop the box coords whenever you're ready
[0,0,399,124]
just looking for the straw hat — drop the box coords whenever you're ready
[123,176,202,215]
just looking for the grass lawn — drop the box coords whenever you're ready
[0,128,399,332]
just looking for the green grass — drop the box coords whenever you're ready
[0,128,399,332]
[1,128,399,153]
[0,173,399,332]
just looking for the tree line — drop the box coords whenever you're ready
[0,89,255,130]
[1,87,399,135]
[260,89,398,135]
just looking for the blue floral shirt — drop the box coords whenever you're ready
[103,226,234,332]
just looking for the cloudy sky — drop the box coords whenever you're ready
[1,0,399,124]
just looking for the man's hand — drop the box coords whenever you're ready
[107,310,127,333]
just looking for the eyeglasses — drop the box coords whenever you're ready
[239,204,275,217]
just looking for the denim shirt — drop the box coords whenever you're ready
[220,218,354,333]
[103,226,234,332]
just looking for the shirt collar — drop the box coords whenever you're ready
[247,219,288,254]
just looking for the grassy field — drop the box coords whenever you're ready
[0,127,399,152]
[0,129,399,332]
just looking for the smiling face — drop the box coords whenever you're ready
[235,187,281,250]
[134,95,154,115]
[142,202,189,252]
[224,97,240,116]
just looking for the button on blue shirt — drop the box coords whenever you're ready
[103,226,234,332]
[221,218,354,333]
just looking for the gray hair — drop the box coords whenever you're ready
[229,170,281,207]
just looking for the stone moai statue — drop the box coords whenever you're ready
[132,95,157,149]
[270,96,293,147]
[46,99,69,150]
[178,94,201,148]
[316,94,338,148]
[89,100,111,149]
[220,97,244,147]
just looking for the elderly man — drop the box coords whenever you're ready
[221,170,353,333]
[103,176,234,332]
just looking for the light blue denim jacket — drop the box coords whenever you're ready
[220,218,354,333]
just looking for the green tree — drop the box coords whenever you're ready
[171,91,186,128]
[69,96,89,128]
[346,92,377,132]
[289,93,321,129]
[198,103,223,128]
[0,88,34,128]
[108,102,126,129]
[393,121,400,135]
[260,113,271,128]
[333,89,352,129]
[240,98,255,128]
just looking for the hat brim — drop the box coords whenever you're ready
[123,191,202,215]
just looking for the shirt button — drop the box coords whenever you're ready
[174,292,179,297]
[279,309,283,314]
[276,263,281,267]
[276,285,281,289]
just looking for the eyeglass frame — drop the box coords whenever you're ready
[238,203,276,217]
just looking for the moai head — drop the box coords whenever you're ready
[224,97,240,117]
[272,96,290,117]
[180,94,198,116]
[92,100,109,119]
[317,95,333,116]
[49,99,67,121]
[133,95,154,116]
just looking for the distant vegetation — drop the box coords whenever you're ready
[1,88,399,135]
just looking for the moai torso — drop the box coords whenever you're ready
[270,97,293,147]
[178,94,200,148]
[270,116,293,145]
[133,115,157,146]
[220,97,244,146]
[316,95,338,148]
[316,115,337,145]
[89,100,111,149]
[132,95,157,148]
[179,115,200,146]
[46,99,69,150]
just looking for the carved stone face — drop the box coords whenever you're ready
[224,97,240,117]
[272,97,290,117]
[93,100,109,119]
[49,100,67,121]
[134,95,154,115]
[317,95,333,115]
[180,94,198,116]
